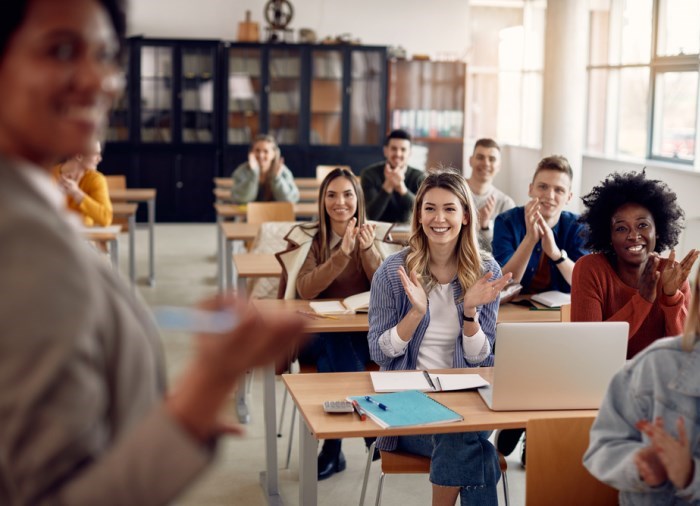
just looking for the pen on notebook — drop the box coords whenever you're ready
[364,395,388,411]
[351,400,367,421]
[422,370,437,391]
[435,375,443,392]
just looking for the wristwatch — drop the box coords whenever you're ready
[552,249,568,265]
[463,309,478,323]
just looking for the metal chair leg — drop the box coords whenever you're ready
[358,441,376,506]
[502,468,510,506]
[284,405,297,469]
[235,385,249,424]
[277,388,288,437]
[246,369,254,395]
[374,473,386,506]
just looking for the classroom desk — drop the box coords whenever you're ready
[215,203,317,292]
[284,369,598,506]
[250,298,561,505]
[81,225,122,268]
[110,188,157,286]
[112,202,137,284]
[214,176,321,190]
[213,187,318,203]
[232,253,281,293]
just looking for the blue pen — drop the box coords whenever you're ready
[364,395,388,411]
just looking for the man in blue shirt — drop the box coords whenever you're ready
[492,155,588,464]
[493,155,587,294]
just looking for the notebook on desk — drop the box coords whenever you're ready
[478,322,628,411]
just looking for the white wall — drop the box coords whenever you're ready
[128,0,470,59]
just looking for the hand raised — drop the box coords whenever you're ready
[524,198,542,243]
[382,162,396,193]
[661,249,699,296]
[398,266,427,315]
[358,222,376,251]
[247,152,259,173]
[639,253,660,303]
[478,195,496,228]
[634,446,668,487]
[341,217,359,256]
[536,213,560,260]
[463,271,514,310]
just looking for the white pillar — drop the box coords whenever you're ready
[541,0,588,210]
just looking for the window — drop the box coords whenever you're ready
[586,0,700,166]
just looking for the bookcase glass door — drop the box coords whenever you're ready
[140,45,173,143]
[268,48,302,145]
[181,46,216,144]
[228,47,262,145]
[349,49,384,146]
[310,49,343,145]
[107,50,129,142]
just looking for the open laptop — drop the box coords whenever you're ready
[478,322,629,411]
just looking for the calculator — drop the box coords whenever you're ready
[322,400,354,413]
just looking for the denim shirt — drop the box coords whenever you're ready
[584,336,700,505]
[492,207,587,293]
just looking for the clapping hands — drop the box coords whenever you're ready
[635,417,694,490]
[340,218,376,255]
[463,271,514,309]
[638,249,698,302]
[398,266,427,315]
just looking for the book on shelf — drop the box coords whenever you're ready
[308,291,370,315]
[370,371,489,393]
[347,390,463,428]
[530,290,571,308]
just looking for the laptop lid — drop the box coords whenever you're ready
[479,322,629,411]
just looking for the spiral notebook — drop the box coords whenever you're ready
[347,390,463,428]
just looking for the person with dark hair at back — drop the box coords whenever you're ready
[0,1,305,504]
[465,138,515,251]
[360,129,427,223]
[572,171,698,359]
[491,155,588,464]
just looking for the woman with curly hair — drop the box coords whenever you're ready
[368,169,512,506]
[572,171,698,358]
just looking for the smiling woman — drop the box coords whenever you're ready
[0,1,305,504]
[572,171,699,358]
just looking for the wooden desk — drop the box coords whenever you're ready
[214,176,320,190]
[284,369,597,506]
[232,253,281,293]
[110,188,157,286]
[111,202,137,284]
[214,187,318,203]
[215,203,317,292]
[81,225,122,268]
[250,298,561,505]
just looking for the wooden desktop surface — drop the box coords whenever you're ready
[283,369,598,440]
[233,253,281,278]
[214,202,318,219]
[109,188,156,202]
[112,202,138,216]
[214,176,320,190]
[213,187,317,202]
[254,299,369,333]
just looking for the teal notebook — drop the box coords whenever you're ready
[347,390,463,428]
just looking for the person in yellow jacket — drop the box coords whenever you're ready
[53,141,112,226]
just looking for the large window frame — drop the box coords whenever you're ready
[586,0,700,167]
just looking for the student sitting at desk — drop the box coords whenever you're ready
[230,134,299,204]
[53,140,112,226]
[572,171,698,359]
[368,169,512,506]
[277,167,394,480]
[584,267,700,505]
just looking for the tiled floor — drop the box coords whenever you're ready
[119,223,527,505]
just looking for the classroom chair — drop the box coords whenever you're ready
[316,164,351,181]
[525,416,617,506]
[359,442,510,506]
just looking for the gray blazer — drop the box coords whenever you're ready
[0,157,211,505]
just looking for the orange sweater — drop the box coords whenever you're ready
[571,253,690,358]
[53,167,113,227]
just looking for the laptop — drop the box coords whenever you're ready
[478,322,629,411]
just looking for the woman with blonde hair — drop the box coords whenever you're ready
[53,140,112,226]
[368,168,512,506]
[585,266,700,504]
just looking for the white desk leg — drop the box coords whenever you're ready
[260,364,283,505]
[299,415,318,506]
[147,197,155,286]
[217,216,224,293]
[109,238,119,268]
[128,213,136,285]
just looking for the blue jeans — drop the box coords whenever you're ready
[298,332,369,373]
[395,431,500,506]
